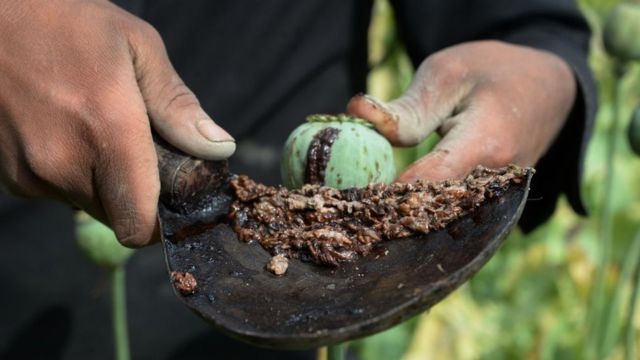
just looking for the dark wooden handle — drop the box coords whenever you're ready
[155,136,229,214]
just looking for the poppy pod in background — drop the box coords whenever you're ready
[628,106,640,156]
[603,3,640,62]
[75,211,134,269]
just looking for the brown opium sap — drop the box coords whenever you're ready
[229,165,529,274]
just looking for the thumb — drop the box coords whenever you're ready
[346,93,437,147]
[347,91,481,182]
[347,56,475,147]
[129,24,235,160]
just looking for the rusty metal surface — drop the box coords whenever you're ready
[157,167,532,350]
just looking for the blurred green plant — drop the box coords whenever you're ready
[628,106,640,155]
[352,0,640,359]
[75,212,133,360]
[365,0,440,174]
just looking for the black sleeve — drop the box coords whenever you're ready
[391,0,597,231]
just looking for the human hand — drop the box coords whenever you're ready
[347,40,576,182]
[0,0,235,247]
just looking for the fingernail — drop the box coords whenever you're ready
[203,141,236,160]
[196,119,234,143]
[362,94,388,110]
[396,174,418,184]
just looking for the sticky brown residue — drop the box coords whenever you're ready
[305,127,340,185]
[266,254,289,275]
[171,271,197,295]
[229,165,530,268]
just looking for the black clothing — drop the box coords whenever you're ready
[0,1,595,359]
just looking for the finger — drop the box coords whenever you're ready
[347,55,474,146]
[91,94,161,248]
[395,126,484,183]
[94,134,160,248]
[14,81,162,247]
[128,22,235,160]
[346,93,431,146]
[396,92,518,183]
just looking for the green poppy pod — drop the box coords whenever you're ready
[281,114,396,189]
[75,212,134,269]
[603,3,640,62]
[628,106,640,156]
